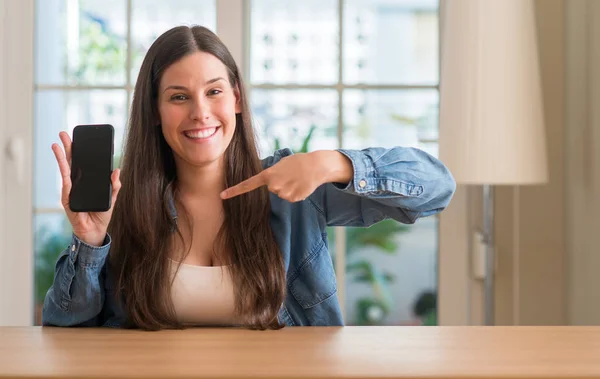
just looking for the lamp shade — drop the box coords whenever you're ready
[438,0,548,185]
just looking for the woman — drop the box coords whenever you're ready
[42,25,456,330]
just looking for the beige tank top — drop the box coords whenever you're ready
[169,259,238,326]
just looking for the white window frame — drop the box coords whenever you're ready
[2,0,469,326]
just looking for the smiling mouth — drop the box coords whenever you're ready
[183,127,220,140]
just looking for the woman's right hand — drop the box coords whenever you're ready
[52,131,122,247]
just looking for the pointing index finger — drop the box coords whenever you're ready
[220,171,267,199]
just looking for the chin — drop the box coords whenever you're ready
[187,150,225,167]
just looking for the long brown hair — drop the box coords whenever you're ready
[108,25,286,330]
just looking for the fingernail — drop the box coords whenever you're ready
[220,191,227,199]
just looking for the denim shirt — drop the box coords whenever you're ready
[42,147,456,328]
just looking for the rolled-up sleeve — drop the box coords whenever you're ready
[42,233,111,327]
[309,147,456,226]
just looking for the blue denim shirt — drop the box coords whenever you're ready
[42,147,456,327]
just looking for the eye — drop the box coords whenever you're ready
[207,89,222,96]
[170,94,188,101]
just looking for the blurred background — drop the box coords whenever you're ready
[1,0,597,328]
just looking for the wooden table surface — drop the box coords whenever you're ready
[1,326,600,379]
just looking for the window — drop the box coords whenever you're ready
[248,0,440,326]
[33,0,440,326]
[33,0,216,324]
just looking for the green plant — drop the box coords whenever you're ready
[413,291,437,326]
[274,125,317,153]
[281,124,409,325]
[330,220,409,325]
[70,19,126,83]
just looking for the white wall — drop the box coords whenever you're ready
[0,0,35,326]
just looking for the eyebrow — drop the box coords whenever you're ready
[162,77,226,93]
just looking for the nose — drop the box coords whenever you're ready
[190,96,211,121]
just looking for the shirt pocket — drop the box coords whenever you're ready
[288,236,337,309]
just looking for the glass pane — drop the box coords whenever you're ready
[34,212,72,325]
[34,90,127,209]
[343,89,439,157]
[251,89,339,158]
[250,0,338,84]
[35,0,127,85]
[343,0,439,85]
[341,89,439,326]
[131,0,216,85]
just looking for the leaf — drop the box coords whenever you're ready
[390,113,418,124]
[347,260,378,284]
[352,274,373,283]
[346,219,409,255]
[346,260,371,273]
[34,227,71,305]
[346,259,394,288]
[346,260,373,282]
[299,125,317,153]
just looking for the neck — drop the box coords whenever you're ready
[175,156,226,200]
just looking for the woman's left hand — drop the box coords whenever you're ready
[220,150,353,202]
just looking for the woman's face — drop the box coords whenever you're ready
[158,51,241,168]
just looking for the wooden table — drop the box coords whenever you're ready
[1,326,600,378]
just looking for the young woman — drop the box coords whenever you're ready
[42,25,456,330]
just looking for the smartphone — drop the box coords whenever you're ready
[69,124,114,212]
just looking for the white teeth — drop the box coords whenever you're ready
[184,128,217,139]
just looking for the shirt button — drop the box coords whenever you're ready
[71,245,76,252]
[359,179,367,188]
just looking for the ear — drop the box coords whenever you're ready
[234,85,242,114]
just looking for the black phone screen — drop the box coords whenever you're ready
[69,124,114,212]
